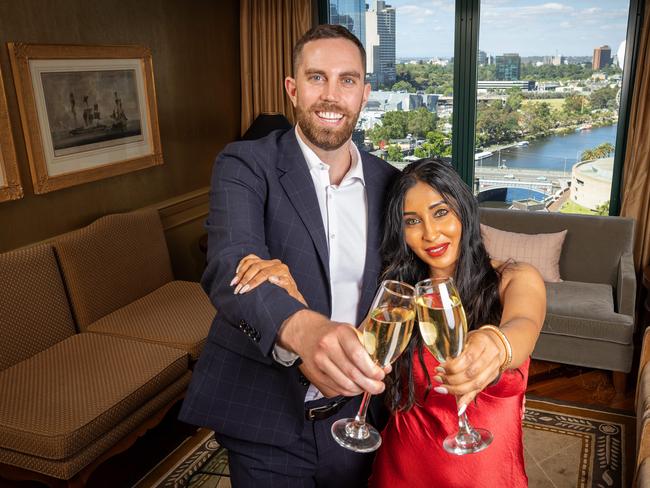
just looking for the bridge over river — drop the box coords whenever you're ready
[475,167,570,195]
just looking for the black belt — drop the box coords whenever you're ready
[305,397,352,421]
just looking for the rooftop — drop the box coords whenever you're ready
[574,157,614,183]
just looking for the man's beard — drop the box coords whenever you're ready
[295,102,362,151]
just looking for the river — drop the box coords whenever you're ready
[476,124,618,172]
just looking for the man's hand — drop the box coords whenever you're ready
[279,309,386,398]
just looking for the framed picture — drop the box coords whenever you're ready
[0,66,22,202]
[8,43,163,194]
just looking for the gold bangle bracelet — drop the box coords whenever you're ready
[480,325,513,373]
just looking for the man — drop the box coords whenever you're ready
[179,24,399,486]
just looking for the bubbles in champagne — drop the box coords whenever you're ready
[416,294,467,363]
[363,306,415,367]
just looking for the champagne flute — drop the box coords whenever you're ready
[415,277,493,455]
[331,280,416,453]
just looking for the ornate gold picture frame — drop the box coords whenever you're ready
[0,66,22,202]
[9,43,163,194]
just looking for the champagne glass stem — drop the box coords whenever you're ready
[345,392,372,440]
[458,412,477,437]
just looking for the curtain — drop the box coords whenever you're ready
[621,3,650,271]
[240,0,313,136]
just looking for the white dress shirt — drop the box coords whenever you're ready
[273,128,368,402]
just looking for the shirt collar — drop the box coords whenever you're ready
[295,126,365,186]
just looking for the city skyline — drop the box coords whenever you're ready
[391,0,629,58]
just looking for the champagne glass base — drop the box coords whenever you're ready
[443,428,493,455]
[331,418,382,453]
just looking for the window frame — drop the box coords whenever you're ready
[318,0,643,216]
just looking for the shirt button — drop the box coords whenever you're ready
[330,234,336,239]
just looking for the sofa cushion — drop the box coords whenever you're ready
[0,372,191,480]
[54,209,174,330]
[543,281,634,344]
[86,281,215,360]
[0,333,188,460]
[0,244,76,370]
[480,224,566,282]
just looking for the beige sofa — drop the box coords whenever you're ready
[479,208,636,381]
[0,209,214,486]
[55,209,214,361]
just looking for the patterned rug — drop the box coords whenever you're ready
[523,398,635,487]
[135,398,634,488]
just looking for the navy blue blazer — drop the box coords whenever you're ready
[179,128,398,446]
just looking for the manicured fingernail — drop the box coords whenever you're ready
[458,404,467,416]
[435,366,445,374]
[234,284,242,294]
[268,275,278,283]
[434,386,448,395]
[230,276,239,286]
[240,284,250,293]
[433,375,443,383]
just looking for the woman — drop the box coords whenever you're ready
[232,158,545,487]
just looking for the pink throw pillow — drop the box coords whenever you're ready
[480,224,567,282]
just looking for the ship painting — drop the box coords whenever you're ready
[68,91,128,136]
[41,69,143,157]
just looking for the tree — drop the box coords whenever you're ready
[520,101,553,136]
[581,142,614,161]
[476,101,519,145]
[590,86,618,110]
[407,108,437,139]
[595,200,610,216]
[594,142,615,158]
[580,149,596,161]
[367,111,409,145]
[563,94,589,114]
[505,88,523,112]
[394,63,453,93]
[386,144,403,162]
[392,80,415,92]
[414,130,451,158]
[478,64,496,81]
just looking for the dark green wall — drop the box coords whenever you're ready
[0,0,240,252]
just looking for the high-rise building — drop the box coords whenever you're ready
[366,1,396,89]
[329,0,366,49]
[495,53,521,81]
[478,50,488,66]
[593,45,612,70]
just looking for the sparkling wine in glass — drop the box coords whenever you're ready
[415,277,493,455]
[331,280,415,453]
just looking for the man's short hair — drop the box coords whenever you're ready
[292,24,366,76]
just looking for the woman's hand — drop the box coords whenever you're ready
[434,328,506,413]
[231,254,307,306]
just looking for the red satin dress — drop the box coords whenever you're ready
[370,351,529,488]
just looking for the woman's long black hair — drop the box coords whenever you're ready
[381,158,504,412]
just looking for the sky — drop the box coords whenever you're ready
[391,0,630,58]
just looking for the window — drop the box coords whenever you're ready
[474,1,630,215]
[323,0,639,216]
[328,0,455,170]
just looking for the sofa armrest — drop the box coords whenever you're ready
[617,252,636,317]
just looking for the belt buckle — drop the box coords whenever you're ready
[305,398,347,421]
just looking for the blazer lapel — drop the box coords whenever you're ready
[277,130,330,281]
[356,154,385,325]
